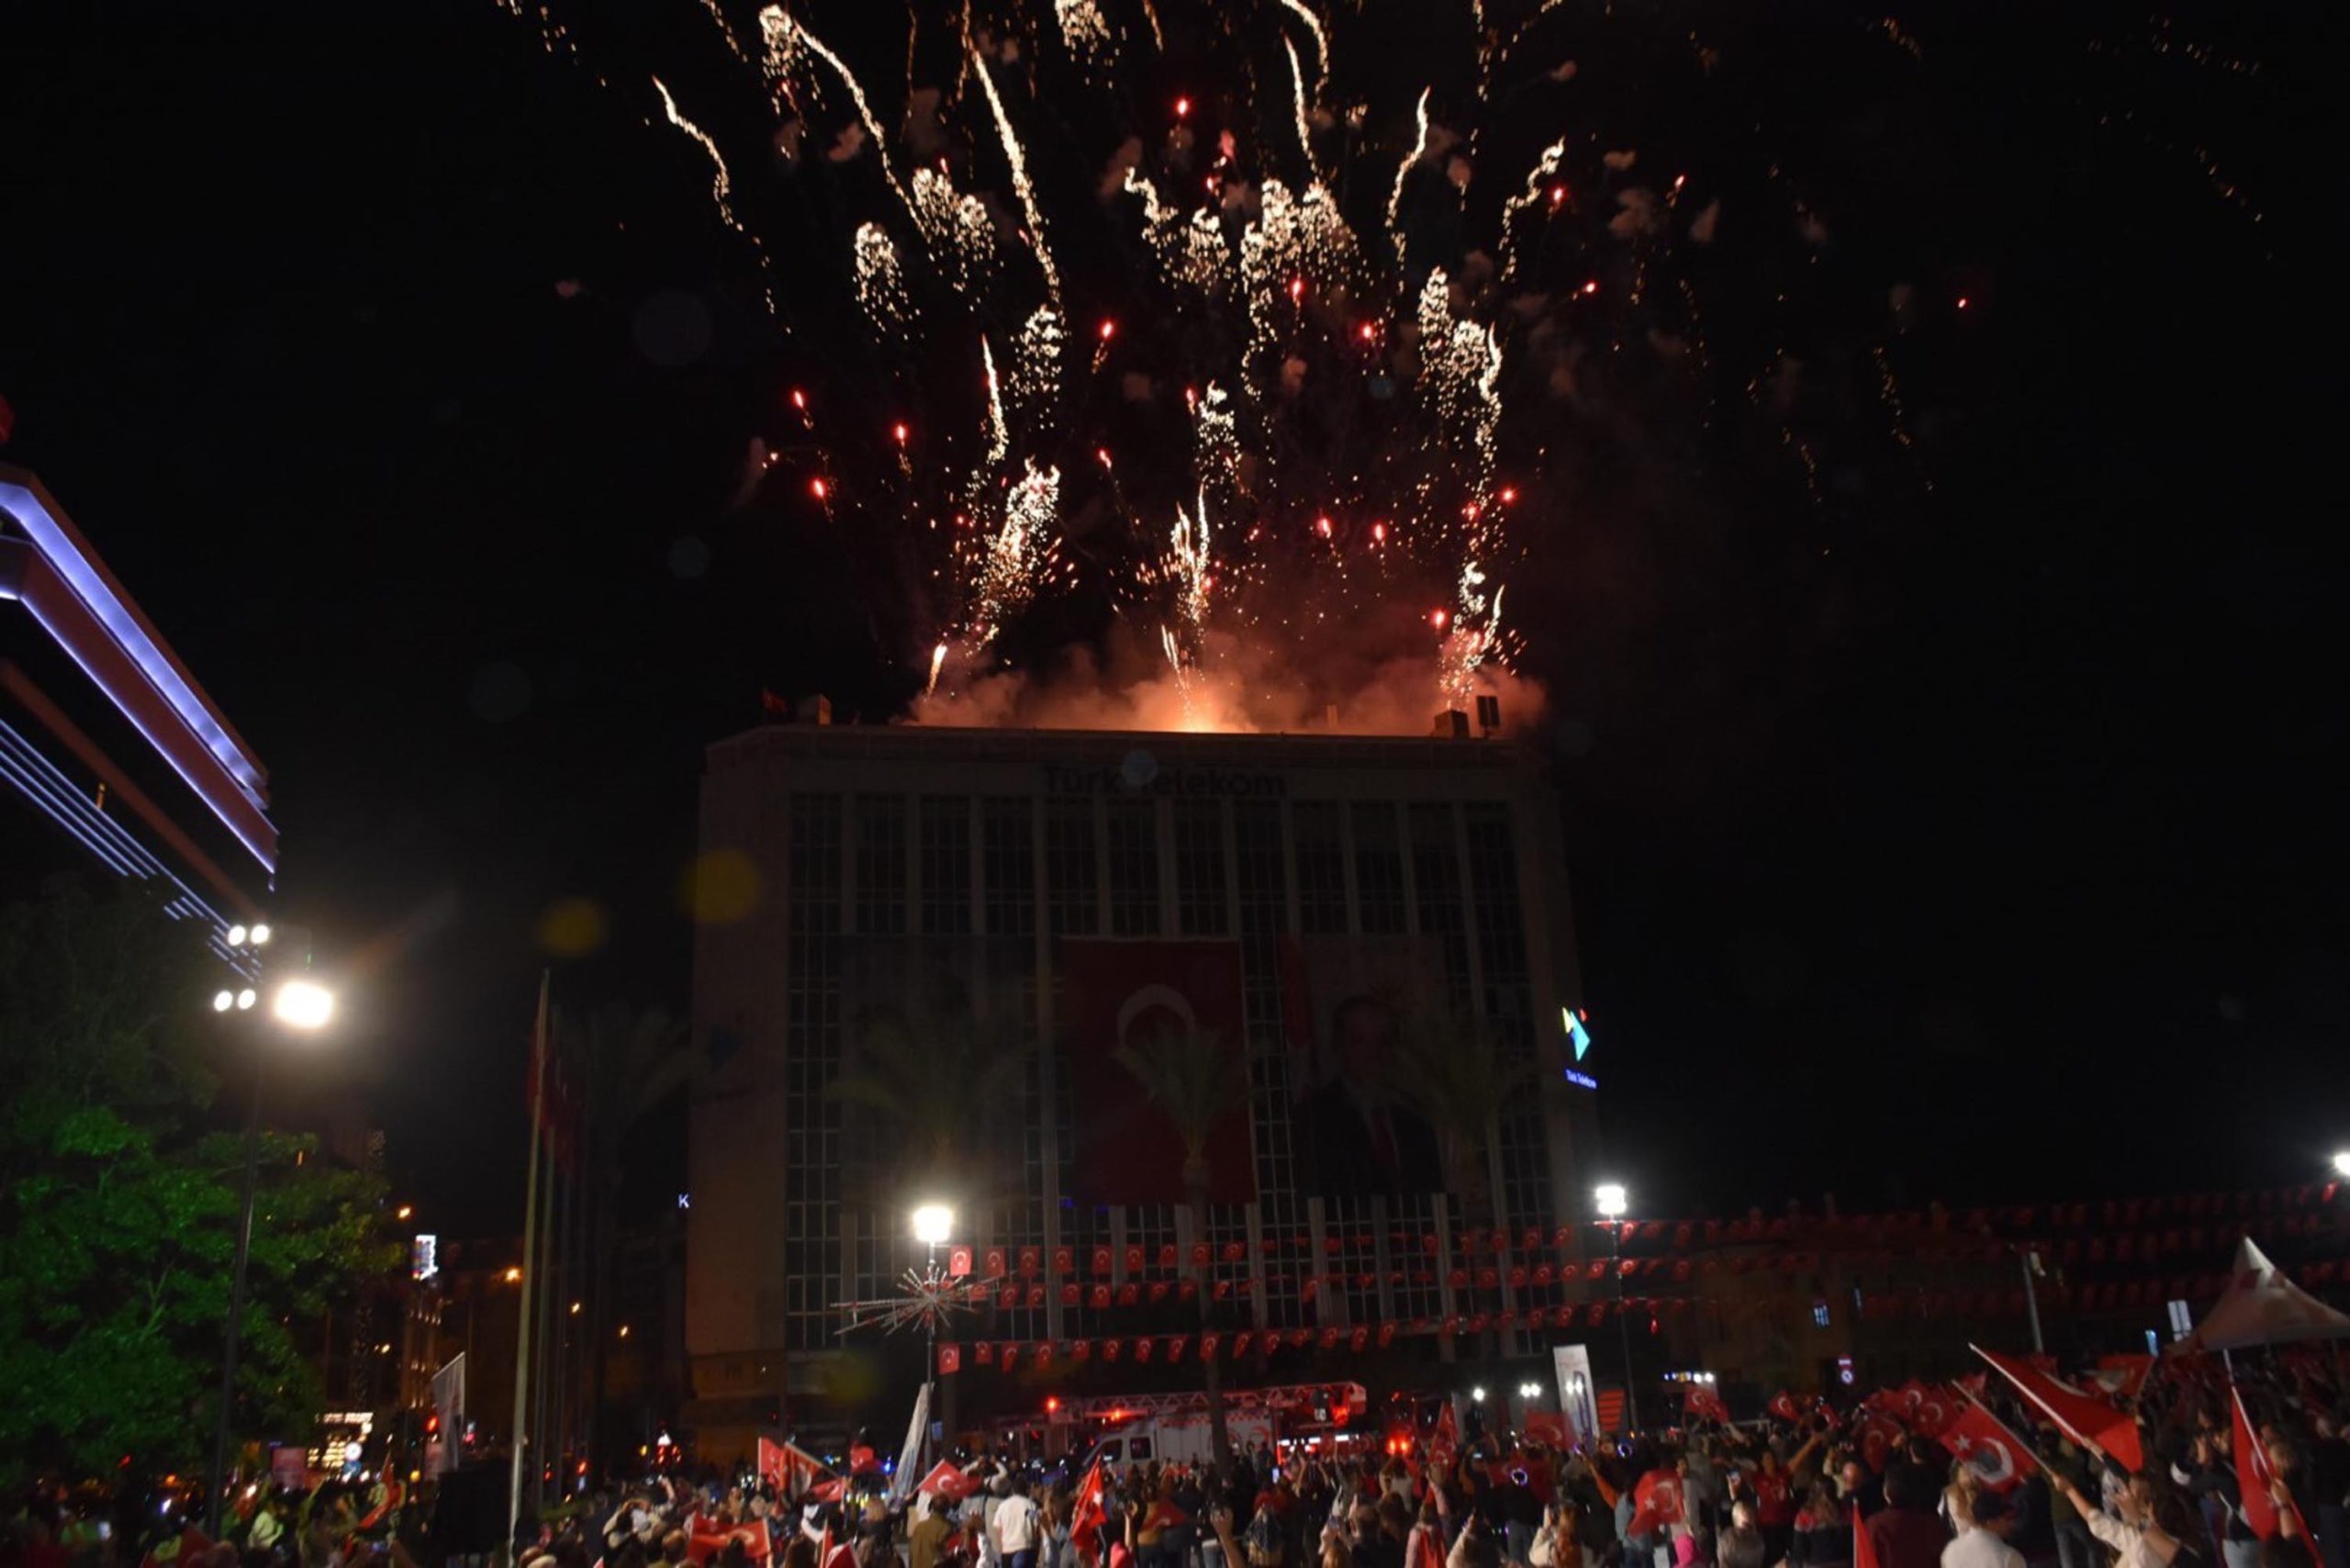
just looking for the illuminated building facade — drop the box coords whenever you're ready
[685,722,1595,1459]
[0,464,274,946]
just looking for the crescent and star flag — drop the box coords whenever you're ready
[685,1518,773,1565]
[1768,1392,1802,1423]
[2233,1384,2311,1543]
[1628,1471,1685,1538]
[1972,1345,2144,1473]
[1908,1385,1958,1440]
[1938,1398,2038,1494]
[1070,1459,1107,1567]
[1854,1411,1906,1473]
[1684,1384,1730,1424]
[1428,1401,1461,1473]
[916,1462,982,1503]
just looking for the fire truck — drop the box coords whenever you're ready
[992,1383,1369,1469]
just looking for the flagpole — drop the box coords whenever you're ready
[509,971,551,1556]
[533,1125,559,1510]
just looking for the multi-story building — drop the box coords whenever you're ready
[685,718,1595,1460]
[0,464,274,942]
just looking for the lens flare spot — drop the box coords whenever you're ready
[538,897,610,957]
[680,849,761,924]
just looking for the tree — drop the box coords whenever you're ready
[1382,1007,1537,1235]
[827,1001,1026,1207]
[0,878,397,1482]
[1113,1023,1247,1467]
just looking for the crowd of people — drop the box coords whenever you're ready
[9,1354,2346,1568]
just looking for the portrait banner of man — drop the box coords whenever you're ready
[1280,935,1447,1198]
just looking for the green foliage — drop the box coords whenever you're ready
[1381,1006,1537,1216]
[0,879,400,1483]
[828,1001,1027,1201]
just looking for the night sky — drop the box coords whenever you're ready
[4,1,2344,1237]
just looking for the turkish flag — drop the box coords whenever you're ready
[948,1246,973,1279]
[2236,1385,2308,1542]
[1091,1246,1113,1276]
[1937,1398,2036,1494]
[1910,1386,1957,1440]
[1070,1460,1107,1568]
[849,1443,879,1474]
[1135,1337,1154,1362]
[1102,1338,1123,1362]
[1199,1333,1220,1360]
[1190,1241,1212,1269]
[1061,939,1253,1204]
[1972,1345,2143,1473]
[1852,1508,1878,1568]
[1167,1335,1189,1361]
[937,1342,962,1375]
[1019,1246,1041,1275]
[1350,1326,1371,1352]
[1125,1245,1145,1272]
[1628,1471,1684,1537]
[918,1462,982,1501]
[686,1518,773,1564]
[983,1247,1007,1278]
[1428,1402,1460,1473]
[1767,1391,1800,1423]
[1684,1385,1729,1424]
[1052,1246,1074,1275]
[1854,1411,1904,1473]
[1524,1412,1571,1450]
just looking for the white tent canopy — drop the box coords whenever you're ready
[2174,1237,2350,1353]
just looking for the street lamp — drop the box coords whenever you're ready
[911,1203,954,1472]
[206,973,337,1535]
[2333,1151,2350,1179]
[1518,1382,1543,1401]
[1595,1182,1639,1434]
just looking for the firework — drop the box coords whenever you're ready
[501,0,2136,733]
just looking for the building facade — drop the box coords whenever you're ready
[0,465,274,941]
[686,722,1595,1458]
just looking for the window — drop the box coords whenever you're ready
[854,796,907,935]
[1106,798,1161,935]
[1293,802,1348,935]
[920,798,971,935]
[1813,1299,1832,1328]
[1173,800,1228,935]
[1045,798,1099,936]
[1351,803,1406,935]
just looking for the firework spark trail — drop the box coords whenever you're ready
[1284,39,1317,178]
[759,6,913,215]
[519,0,2058,731]
[653,76,741,231]
[970,45,1064,307]
[1387,86,1433,273]
[694,0,746,63]
[1280,0,1329,84]
[979,335,1010,465]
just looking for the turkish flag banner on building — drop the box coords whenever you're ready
[983,1247,1008,1279]
[1125,1245,1146,1272]
[948,1246,973,1279]
[1167,1336,1189,1361]
[1190,1241,1212,1269]
[1091,1246,1113,1276]
[1198,1333,1219,1360]
[1052,1246,1074,1275]
[1232,1331,1253,1358]
[1135,1337,1154,1362]
[1061,939,1254,1204]
[1020,1246,1042,1275]
[937,1342,962,1375]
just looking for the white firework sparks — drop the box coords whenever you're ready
[1056,0,1114,73]
[910,165,999,296]
[970,46,1064,306]
[758,6,912,213]
[853,222,914,332]
[966,461,1061,651]
[1501,139,1569,278]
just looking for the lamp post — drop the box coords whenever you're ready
[205,960,336,1536]
[912,1203,954,1469]
[1595,1182,1638,1434]
[2333,1152,2350,1180]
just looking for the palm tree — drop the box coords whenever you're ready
[1382,1007,1536,1235]
[827,1002,1027,1210]
[1113,1022,1248,1467]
